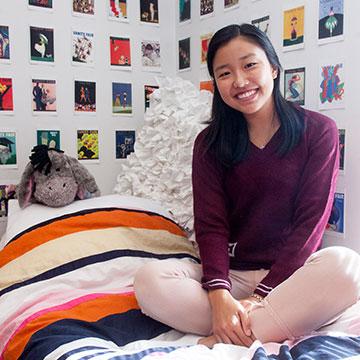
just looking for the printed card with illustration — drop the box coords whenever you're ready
[318,0,344,44]
[30,26,54,63]
[112,82,132,115]
[74,80,96,113]
[326,192,344,234]
[200,33,212,66]
[29,0,53,9]
[179,0,191,23]
[72,30,95,66]
[0,131,17,168]
[37,130,60,149]
[0,25,10,63]
[144,85,159,110]
[115,130,135,159]
[179,37,190,71]
[251,15,271,38]
[110,36,131,68]
[224,0,239,11]
[77,130,99,161]
[284,67,305,106]
[73,0,95,16]
[283,5,305,51]
[32,79,57,114]
[200,0,214,18]
[0,78,13,113]
[141,40,161,71]
[109,0,128,22]
[339,129,345,172]
[140,0,159,24]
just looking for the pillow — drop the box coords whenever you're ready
[0,194,174,249]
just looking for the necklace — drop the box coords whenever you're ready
[249,113,279,150]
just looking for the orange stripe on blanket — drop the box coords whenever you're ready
[3,292,139,360]
[0,209,185,268]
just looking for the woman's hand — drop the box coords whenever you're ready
[208,289,259,347]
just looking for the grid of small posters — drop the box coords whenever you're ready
[37,130,60,149]
[200,0,214,18]
[0,131,17,167]
[74,80,96,112]
[179,0,191,23]
[251,15,271,37]
[110,37,131,68]
[141,40,161,71]
[283,5,305,51]
[179,37,190,71]
[109,0,128,22]
[284,67,305,106]
[318,0,344,44]
[0,78,13,113]
[144,85,159,110]
[77,130,99,161]
[339,129,345,171]
[73,0,95,16]
[319,62,345,110]
[30,26,54,63]
[72,30,95,66]
[0,25,10,63]
[200,33,212,66]
[32,79,57,114]
[112,82,132,115]
[29,0,53,9]
[224,0,239,11]
[326,192,345,234]
[140,0,159,24]
[116,130,135,159]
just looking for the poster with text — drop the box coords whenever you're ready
[251,15,270,37]
[0,25,10,62]
[283,5,305,51]
[74,80,96,112]
[179,37,190,71]
[284,67,305,106]
[319,62,345,110]
[339,129,345,171]
[73,0,95,15]
[72,30,95,66]
[30,26,54,63]
[0,131,17,167]
[110,36,131,68]
[77,130,99,161]
[224,0,239,11]
[326,192,344,234]
[116,130,135,159]
[318,0,344,44]
[29,0,53,9]
[140,0,159,24]
[200,0,214,18]
[141,40,161,71]
[200,33,212,66]
[112,82,132,115]
[0,78,13,113]
[37,130,60,149]
[109,0,128,21]
[179,0,191,23]
[144,84,159,110]
[32,79,57,113]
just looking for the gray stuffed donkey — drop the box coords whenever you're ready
[17,145,100,208]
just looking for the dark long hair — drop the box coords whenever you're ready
[205,23,305,167]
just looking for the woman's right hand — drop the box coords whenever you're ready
[208,289,254,347]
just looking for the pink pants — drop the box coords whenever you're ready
[134,246,360,343]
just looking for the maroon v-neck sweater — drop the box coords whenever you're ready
[192,108,339,297]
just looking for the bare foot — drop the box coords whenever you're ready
[197,335,218,348]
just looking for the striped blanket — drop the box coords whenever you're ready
[0,197,199,360]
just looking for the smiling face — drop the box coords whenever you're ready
[212,35,277,121]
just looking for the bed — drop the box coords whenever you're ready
[0,194,359,360]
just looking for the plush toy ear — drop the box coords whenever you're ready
[17,163,36,208]
[65,156,100,199]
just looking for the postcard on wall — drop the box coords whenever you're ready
[0,25,10,63]
[115,130,135,159]
[283,5,305,52]
[200,80,214,93]
[0,184,12,217]
[140,0,159,25]
[141,40,161,71]
[200,33,212,67]
[200,0,214,19]
[318,0,344,45]
[32,79,57,114]
[74,80,96,113]
[37,130,60,149]
[109,0,128,22]
[30,26,54,63]
[179,0,191,23]
[326,192,344,235]
[77,130,99,161]
[73,0,95,16]
[339,128,345,172]
[144,84,159,110]
[179,37,191,71]
[29,0,53,9]
[224,0,239,11]
[112,82,132,115]
[319,62,345,110]
[0,78,14,114]
[72,30,95,66]
[251,15,271,38]
[110,36,131,69]
[0,131,17,168]
[284,67,305,106]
